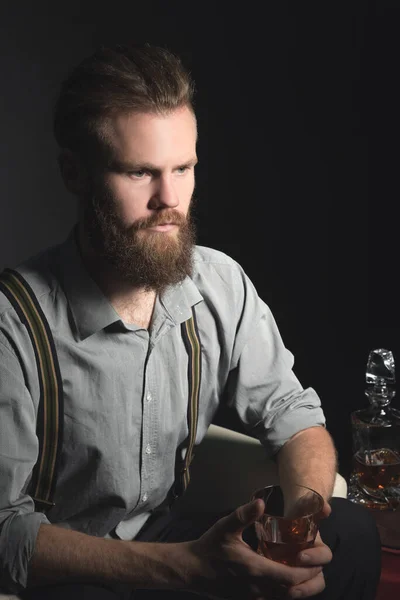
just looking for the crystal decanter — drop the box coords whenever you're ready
[348,348,400,510]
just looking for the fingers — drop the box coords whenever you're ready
[258,561,325,599]
[295,540,332,568]
[320,500,332,519]
[253,552,324,587]
[221,560,324,600]
[219,499,265,536]
[287,570,326,598]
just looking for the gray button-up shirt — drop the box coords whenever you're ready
[0,230,325,592]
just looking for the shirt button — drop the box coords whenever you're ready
[146,392,152,402]
[142,493,148,502]
[145,444,152,454]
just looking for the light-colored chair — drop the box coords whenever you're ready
[0,424,347,599]
[176,424,347,513]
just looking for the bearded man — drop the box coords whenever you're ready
[0,44,381,600]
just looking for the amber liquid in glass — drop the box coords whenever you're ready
[257,539,314,565]
[353,448,400,496]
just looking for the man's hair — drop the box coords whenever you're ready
[53,43,195,158]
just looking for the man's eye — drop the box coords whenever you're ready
[130,170,147,178]
[176,166,189,174]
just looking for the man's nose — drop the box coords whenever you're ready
[149,177,179,209]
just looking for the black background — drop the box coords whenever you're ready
[1,1,399,477]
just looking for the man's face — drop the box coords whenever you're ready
[83,106,198,291]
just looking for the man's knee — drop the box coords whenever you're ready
[319,497,381,599]
[322,497,381,551]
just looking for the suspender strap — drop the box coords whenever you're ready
[172,306,202,500]
[0,268,63,513]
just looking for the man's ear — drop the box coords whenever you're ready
[58,149,88,195]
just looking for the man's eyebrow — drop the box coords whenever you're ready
[109,157,198,172]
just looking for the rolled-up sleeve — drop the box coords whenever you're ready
[0,337,50,593]
[225,269,326,456]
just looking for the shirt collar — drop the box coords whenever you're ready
[53,228,203,341]
[158,276,203,325]
[54,229,121,340]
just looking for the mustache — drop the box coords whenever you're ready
[131,209,188,231]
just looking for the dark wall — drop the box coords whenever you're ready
[1,2,399,476]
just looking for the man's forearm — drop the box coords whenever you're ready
[27,523,189,590]
[276,426,338,503]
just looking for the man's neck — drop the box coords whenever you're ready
[76,225,157,329]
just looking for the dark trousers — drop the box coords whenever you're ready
[20,498,381,600]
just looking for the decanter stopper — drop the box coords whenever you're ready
[365,348,396,405]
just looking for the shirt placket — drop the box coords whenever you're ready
[139,340,158,507]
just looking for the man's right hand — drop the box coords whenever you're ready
[25,501,330,597]
[179,499,331,599]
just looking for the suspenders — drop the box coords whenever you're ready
[0,268,201,513]
[173,310,202,499]
[0,268,64,513]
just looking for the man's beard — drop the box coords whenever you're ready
[83,189,196,293]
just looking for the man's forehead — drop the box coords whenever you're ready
[106,107,196,137]
[102,108,197,166]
